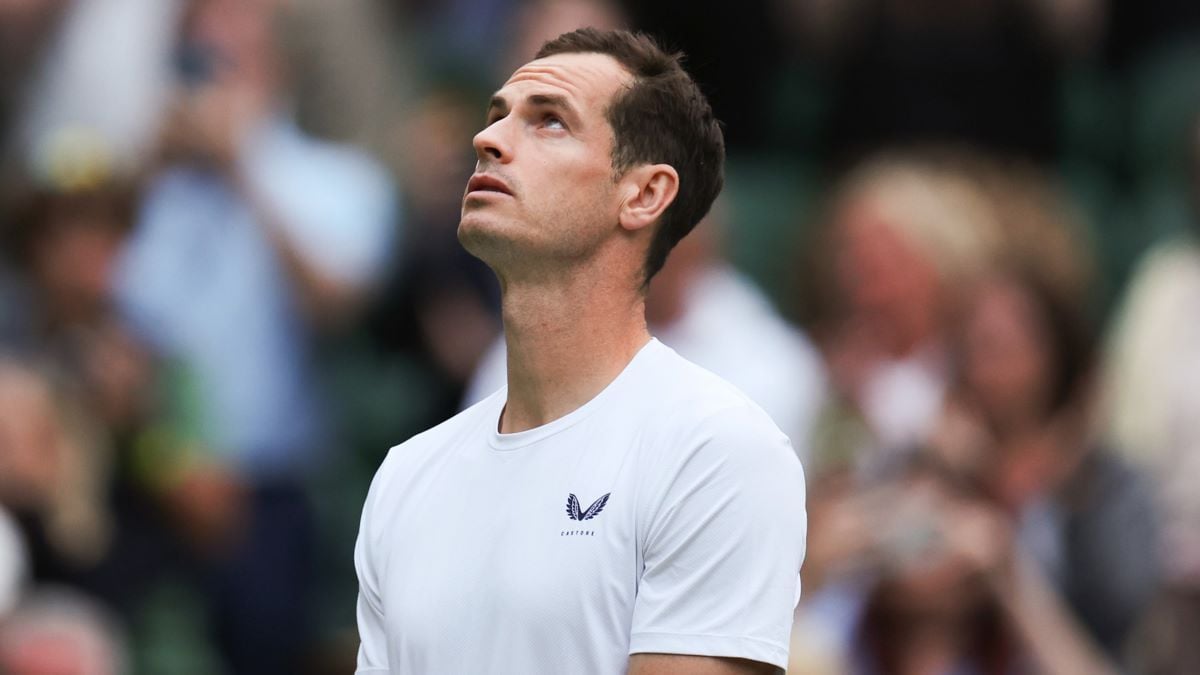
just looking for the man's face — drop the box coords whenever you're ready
[458,52,632,273]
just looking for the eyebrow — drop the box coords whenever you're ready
[486,92,581,124]
[486,94,508,118]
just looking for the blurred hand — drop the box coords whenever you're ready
[926,396,993,478]
[803,479,881,587]
[937,500,1014,579]
[163,462,248,557]
[78,321,152,430]
[0,368,62,510]
[158,82,266,171]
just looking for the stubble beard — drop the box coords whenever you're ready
[459,187,613,284]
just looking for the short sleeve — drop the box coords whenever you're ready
[354,465,391,673]
[630,405,807,670]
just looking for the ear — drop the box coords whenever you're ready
[617,164,679,233]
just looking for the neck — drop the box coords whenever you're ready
[499,269,650,433]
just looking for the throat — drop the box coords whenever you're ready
[499,280,650,433]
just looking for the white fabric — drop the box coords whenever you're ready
[463,266,827,461]
[1103,239,1200,581]
[0,506,28,616]
[356,339,807,673]
[858,349,946,465]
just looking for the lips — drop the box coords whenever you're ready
[466,174,513,197]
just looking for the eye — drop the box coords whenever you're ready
[542,114,566,131]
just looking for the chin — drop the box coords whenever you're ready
[458,212,513,265]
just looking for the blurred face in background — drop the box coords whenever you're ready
[832,199,942,358]
[959,275,1053,436]
[22,191,129,327]
[459,52,630,276]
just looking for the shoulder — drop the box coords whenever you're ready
[366,392,501,499]
[1116,238,1200,326]
[636,343,804,482]
[643,341,786,434]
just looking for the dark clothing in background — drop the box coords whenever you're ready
[22,472,316,675]
[1061,449,1161,653]
[825,0,1060,168]
[1104,0,1200,69]
[620,0,785,153]
[363,212,498,362]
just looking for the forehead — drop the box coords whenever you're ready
[499,52,632,112]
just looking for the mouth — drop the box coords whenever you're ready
[466,174,513,197]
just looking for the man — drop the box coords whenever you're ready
[355,29,806,674]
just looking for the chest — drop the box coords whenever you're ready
[377,441,646,644]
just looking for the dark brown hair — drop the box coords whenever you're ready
[536,28,725,284]
[2,182,137,269]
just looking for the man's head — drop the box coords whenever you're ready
[459,28,724,288]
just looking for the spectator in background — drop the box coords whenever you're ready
[799,458,1121,675]
[1104,117,1200,675]
[795,161,1158,674]
[464,204,828,460]
[0,360,112,598]
[936,263,1157,659]
[2,182,135,349]
[805,154,1000,478]
[110,0,396,671]
[0,180,139,595]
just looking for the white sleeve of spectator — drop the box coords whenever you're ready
[629,405,807,670]
[354,472,390,673]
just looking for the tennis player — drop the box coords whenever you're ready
[355,28,806,674]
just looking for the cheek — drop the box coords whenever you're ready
[535,160,617,228]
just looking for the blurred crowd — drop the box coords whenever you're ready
[0,0,1199,673]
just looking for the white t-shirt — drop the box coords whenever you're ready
[355,339,807,674]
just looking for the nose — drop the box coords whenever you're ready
[472,119,511,164]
